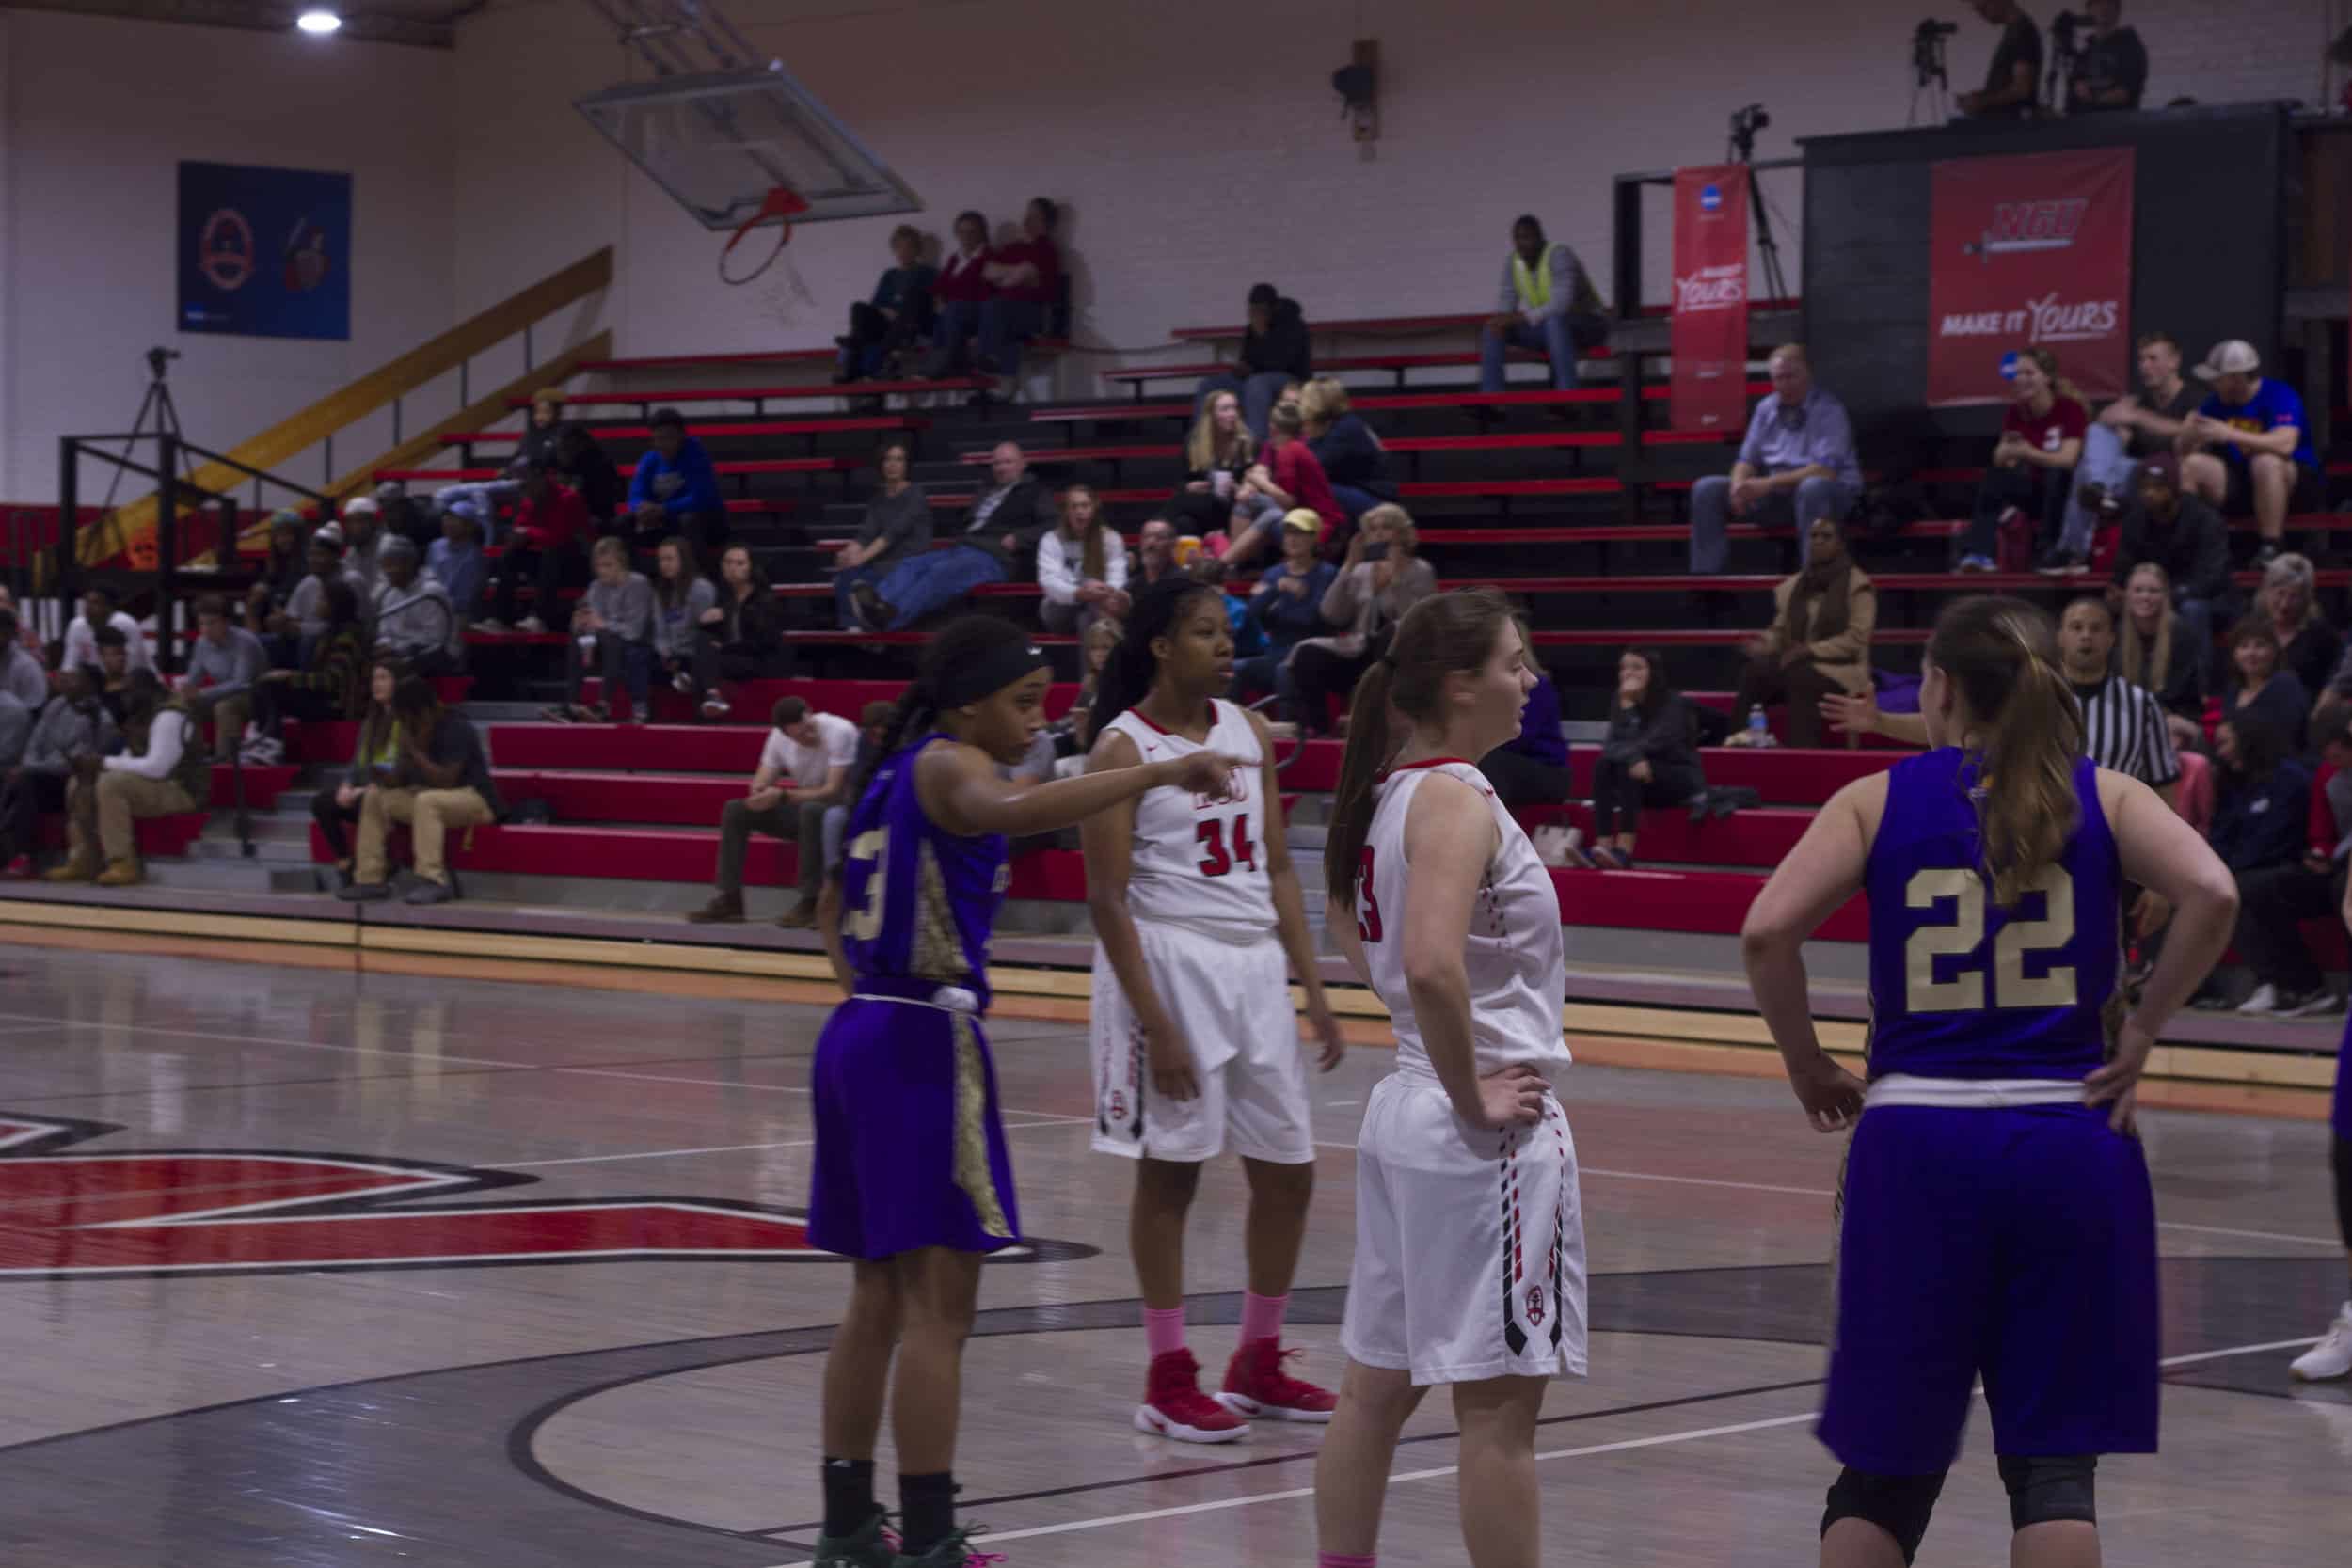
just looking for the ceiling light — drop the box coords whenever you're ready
[296,8,342,34]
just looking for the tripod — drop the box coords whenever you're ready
[1727,123,1788,307]
[102,348,199,515]
[1910,29,1951,125]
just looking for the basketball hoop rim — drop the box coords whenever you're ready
[719,185,807,286]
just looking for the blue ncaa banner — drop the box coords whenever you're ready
[178,161,352,341]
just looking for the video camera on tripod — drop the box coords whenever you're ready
[145,345,182,382]
[1728,103,1769,161]
[1912,18,1957,85]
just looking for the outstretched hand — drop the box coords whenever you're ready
[1168,751,1245,802]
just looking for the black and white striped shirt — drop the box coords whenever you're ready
[2071,673,2181,789]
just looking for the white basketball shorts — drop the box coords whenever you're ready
[1089,920,1314,1164]
[1341,1070,1587,1386]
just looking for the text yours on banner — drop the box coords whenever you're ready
[1670,166,1751,434]
[1927,147,2135,406]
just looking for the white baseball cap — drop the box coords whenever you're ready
[2192,340,2260,381]
[342,496,380,519]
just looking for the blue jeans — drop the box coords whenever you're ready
[926,300,984,376]
[875,546,1007,627]
[568,634,651,716]
[834,564,886,629]
[1480,312,1607,392]
[1688,473,1860,574]
[2059,423,2137,557]
[1195,372,1291,445]
[977,298,1045,383]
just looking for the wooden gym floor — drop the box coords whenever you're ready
[0,938,2343,1567]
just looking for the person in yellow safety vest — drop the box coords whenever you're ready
[1480,214,1609,395]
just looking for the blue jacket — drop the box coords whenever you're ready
[628,436,724,519]
[1249,562,1336,653]
[2210,758,2311,874]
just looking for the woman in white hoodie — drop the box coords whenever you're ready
[1036,483,1131,635]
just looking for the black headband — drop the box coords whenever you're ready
[932,641,1053,709]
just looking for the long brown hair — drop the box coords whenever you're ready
[1927,595,2083,909]
[1325,589,1516,910]
[1060,484,1107,582]
[2012,346,2085,408]
[2115,562,2176,696]
[357,656,406,761]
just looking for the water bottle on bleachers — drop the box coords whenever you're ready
[1746,708,1776,749]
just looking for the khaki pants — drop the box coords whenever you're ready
[355,786,493,886]
[190,692,251,759]
[68,772,198,863]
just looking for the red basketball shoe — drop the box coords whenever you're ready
[1216,1337,1337,1423]
[1134,1348,1250,1443]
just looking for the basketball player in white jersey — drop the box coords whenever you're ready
[1082,577,1347,1443]
[1311,589,1584,1568]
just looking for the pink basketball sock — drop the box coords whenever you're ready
[1239,1289,1289,1344]
[1317,1554,1376,1568]
[1144,1305,1186,1359]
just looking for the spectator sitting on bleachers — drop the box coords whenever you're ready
[1688,344,1860,575]
[1725,516,1876,749]
[837,224,936,384]
[1478,616,1573,810]
[62,585,151,676]
[280,528,363,657]
[339,496,386,603]
[556,424,624,532]
[372,537,461,676]
[2190,715,2312,1008]
[1168,390,1274,539]
[1957,0,2042,119]
[0,609,46,713]
[1480,214,1608,394]
[2221,616,2311,742]
[831,436,930,630]
[2178,340,2322,572]
[1037,483,1131,635]
[0,665,116,879]
[181,594,268,762]
[687,695,859,927]
[518,388,570,467]
[554,536,655,725]
[693,544,785,721]
[2117,562,2206,752]
[1302,377,1398,525]
[481,458,595,636]
[426,499,488,627]
[1958,347,2088,573]
[251,579,367,752]
[921,210,996,379]
[376,483,436,555]
[1571,647,1704,870]
[977,198,1061,386]
[2258,551,2341,698]
[428,388,575,543]
[1045,618,1124,768]
[244,510,310,655]
[1225,404,1344,573]
[2106,453,2229,693]
[1116,517,1184,614]
[92,627,132,724]
[337,674,501,907]
[1196,283,1311,444]
[1236,512,1338,701]
[850,441,1055,633]
[651,536,718,710]
[1281,504,1436,736]
[0,585,43,667]
[48,668,206,888]
[823,702,898,864]
[2058,331,2195,562]
[311,658,401,888]
[2223,707,2352,1016]
[628,407,727,558]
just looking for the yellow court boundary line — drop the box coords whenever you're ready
[0,900,2331,1115]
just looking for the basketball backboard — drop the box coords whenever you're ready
[575,64,921,232]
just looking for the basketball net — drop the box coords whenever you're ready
[719,186,809,286]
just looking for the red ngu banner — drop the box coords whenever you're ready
[1670,166,1750,435]
[1928,147,2136,406]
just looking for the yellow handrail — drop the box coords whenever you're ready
[77,247,612,568]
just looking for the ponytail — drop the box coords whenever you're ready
[1325,659,1398,911]
[1928,596,2083,909]
[1323,588,1516,911]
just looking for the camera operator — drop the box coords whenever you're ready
[2067,0,2146,113]
[1955,0,2043,120]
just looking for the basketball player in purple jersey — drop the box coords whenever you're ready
[1743,596,2237,1568]
[805,617,1243,1568]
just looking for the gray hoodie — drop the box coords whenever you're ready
[374,575,461,662]
[20,692,117,775]
[581,571,656,645]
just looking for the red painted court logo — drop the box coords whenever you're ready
[0,1113,1083,1278]
[1525,1287,1546,1328]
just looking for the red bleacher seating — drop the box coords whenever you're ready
[511,377,992,410]
[441,417,926,446]
[379,456,857,484]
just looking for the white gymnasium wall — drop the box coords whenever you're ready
[449,0,2340,393]
[0,8,457,504]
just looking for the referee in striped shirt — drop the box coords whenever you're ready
[2057,595,2181,802]
[1820,596,2180,800]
